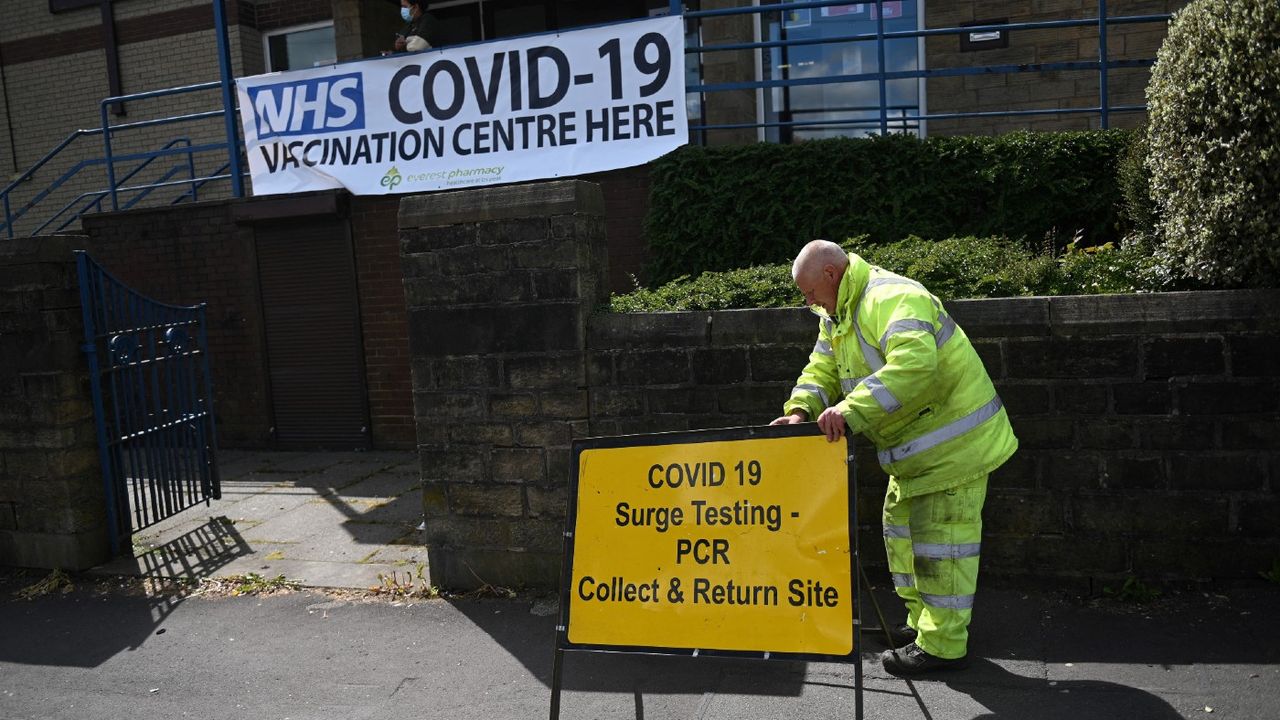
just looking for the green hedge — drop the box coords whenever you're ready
[644,131,1130,284]
[609,235,1171,313]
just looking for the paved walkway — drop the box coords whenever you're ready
[94,450,424,589]
[12,451,1274,719]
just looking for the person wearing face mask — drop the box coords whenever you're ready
[392,0,438,53]
[770,239,1018,676]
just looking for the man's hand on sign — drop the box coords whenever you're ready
[816,407,847,442]
[769,410,808,426]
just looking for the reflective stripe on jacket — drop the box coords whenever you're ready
[784,253,1018,497]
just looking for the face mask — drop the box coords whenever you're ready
[401,7,412,22]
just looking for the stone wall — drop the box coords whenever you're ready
[399,180,609,589]
[0,236,107,570]
[588,291,1280,590]
[401,180,1278,592]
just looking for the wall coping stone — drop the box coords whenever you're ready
[588,311,711,349]
[1045,290,1280,335]
[399,180,604,228]
[594,290,1280,342]
[0,234,81,262]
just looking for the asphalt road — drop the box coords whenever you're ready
[1,572,1278,720]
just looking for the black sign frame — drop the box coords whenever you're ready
[549,422,893,720]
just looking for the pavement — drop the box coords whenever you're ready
[92,449,427,591]
[0,573,1277,720]
[2,450,1279,719]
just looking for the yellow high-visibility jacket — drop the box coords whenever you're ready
[784,253,1018,497]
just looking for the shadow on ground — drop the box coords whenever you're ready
[941,658,1183,720]
[447,582,1280,719]
[130,515,252,581]
[448,596,825,701]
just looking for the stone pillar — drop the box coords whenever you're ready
[0,237,108,570]
[398,180,608,590]
[699,0,762,146]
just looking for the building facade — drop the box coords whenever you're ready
[0,0,1187,451]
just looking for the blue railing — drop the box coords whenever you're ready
[0,131,202,239]
[77,251,220,555]
[32,138,199,237]
[674,0,1172,137]
[0,0,243,239]
[98,81,238,214]
[0,82,244,239]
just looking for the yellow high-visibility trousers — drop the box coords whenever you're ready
[882,473,988,660]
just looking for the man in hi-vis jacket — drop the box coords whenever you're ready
[771,240,1018,675]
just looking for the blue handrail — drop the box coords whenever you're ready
[1,138,200,238]
[673,0,1171,137]
[36,139,196,236]
[100,81,225,212]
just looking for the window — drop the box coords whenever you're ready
[264,22,336,73]
[762,1,922,141]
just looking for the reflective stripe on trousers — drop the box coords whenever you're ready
[882,474,988,660]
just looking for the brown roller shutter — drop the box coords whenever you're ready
[255,217,371,450]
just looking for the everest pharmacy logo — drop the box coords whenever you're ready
[381,166,403,192]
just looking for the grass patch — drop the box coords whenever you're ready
[199,573,300,597]
[14,569,74,600]
[370,563,438,600]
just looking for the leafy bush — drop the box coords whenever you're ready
[607,264,801,313]
[1116,125,1158,237]
[644,131,1130,284]
[1146,0,1280,287]
[607,235,1167,312]
[850,235,1057,300]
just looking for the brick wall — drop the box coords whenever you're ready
[588,290,1280,589]
[75,193,417,451]
[399,180,609,590]
[254,0,332,32]
[925,0,1189,136]
[397,179,1279,592]
[79,202,272,449]
[351,195,415,449]
[0,236,108,570]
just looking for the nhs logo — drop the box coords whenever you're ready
[247,73,365,140]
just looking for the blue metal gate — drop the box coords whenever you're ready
[76,251,220,556]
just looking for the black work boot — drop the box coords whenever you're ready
[880,642,969,676]
[870,623,918,648]
[892,623,918,646]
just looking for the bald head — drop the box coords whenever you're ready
[792,240,848,281]
[792,240,848,314]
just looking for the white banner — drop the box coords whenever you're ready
[236,16,687,196]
